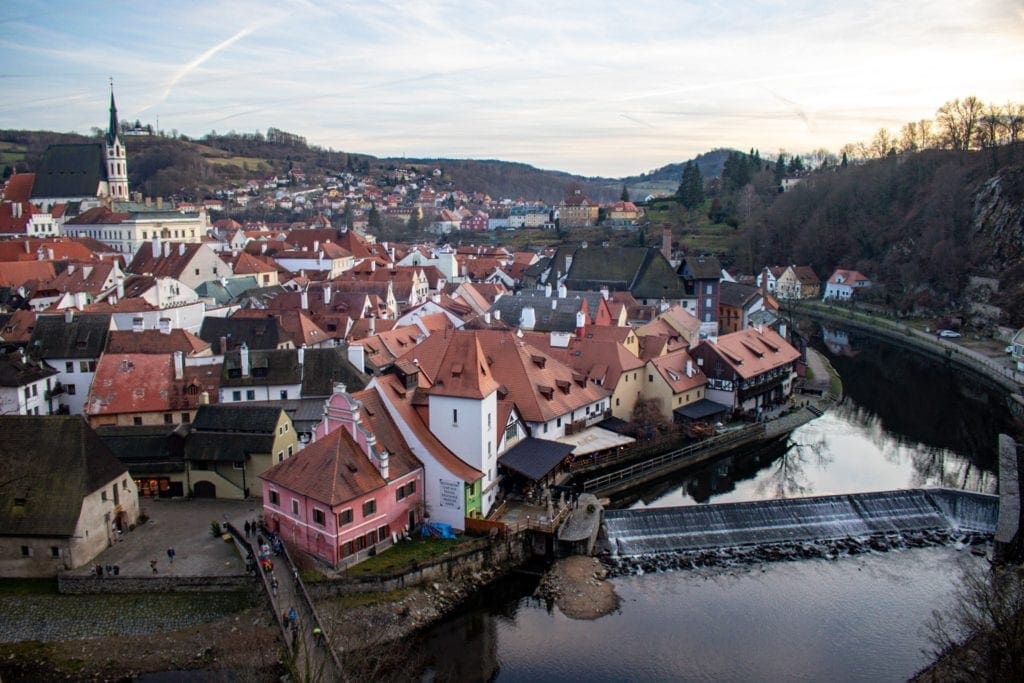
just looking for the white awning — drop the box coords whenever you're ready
[556,426,635,455]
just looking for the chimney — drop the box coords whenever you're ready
[159,317,171,334]
[347,344,364,373]
[199,391,210,405]
[298,344,305,366]
[67,263,76,275]
[178,243,186,256]
[261,242,267,254]
[145,196,152,207]
[661,224,672,262]
[173,350,184,381]
[219,336,228,354]
[575,311,585,337]
[521,306,536,330]
[370,260,376,272]
[156,196,163,209]
[116,278,125,300]
[163,242,170,258]
[313,240,320,252]
[545,283,552,297]
[551,298,557,310]
[13,203,21,218]
[686,359,693,377]
[240,343,250,377]
[152,237,160,259]
[323,284,331,306]
[64,309,74,324]
[47,248,54,260]
[132,316,144,333]
[368,317,376,335]
[300,289,309,310]
[493,309,501,321]
[557,283,567,298]
[484,311,491,324]
[23,239,29,254]
[377,443,390,480]
[600,286,609,300]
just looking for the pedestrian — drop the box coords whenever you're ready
[312,625,324,645]
[271,575,279,597]
[288,607,298,625]
[105,563,113,575]
[167,547,176,564]
[290,622,299,651]
[95,564,103,578]
[244,520,251,538]
[112,564,120,576]
[150,559,158,574]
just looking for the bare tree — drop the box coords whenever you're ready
[975,104,1005,149]
[936,96,984,151]
[923,561,1024,681]
[869,127,896,157]
[1004,102,1024,143]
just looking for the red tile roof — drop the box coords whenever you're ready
[699,327,800,380]
[107,329,211,355]
[0,261,57,288]
[427,331,500,400]
[2,173,35,203]
[86,353,221,416]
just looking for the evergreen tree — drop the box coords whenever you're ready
[343,202,354,230]
[368,203,382,230]
[620,185,630,202]
[722,151,753,192]
[773,154,787,184]
[407,209,420,232]
[841,151,849,168]
[676,161,704,210]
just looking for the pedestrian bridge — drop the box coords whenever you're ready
[602,488,998,557]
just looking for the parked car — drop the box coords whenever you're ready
[938,329,961,338]
[1007,345,1015,354]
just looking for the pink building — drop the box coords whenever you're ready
[259,384,423,567]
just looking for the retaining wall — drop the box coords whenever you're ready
[58,573,251,594]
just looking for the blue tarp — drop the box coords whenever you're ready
[421,522,456,539]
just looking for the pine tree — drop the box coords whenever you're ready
[368,204,382,229]
[677,161,704,210]
[620,185,630,202]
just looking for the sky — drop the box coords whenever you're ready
[1,0,1022,177]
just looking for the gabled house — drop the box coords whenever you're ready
[219,346,367,403]
[27,311,112,415]
[644,349,708,420]
[185,405,297,499]
[0,416,141,576]
[0,350,59,416]
[678,255,722,337]
[688,327,800,414]
[717,281,776,335]
[261,383,424,567]
[775,266,821,300]
[564,246,686,308]
[127,240,232,290]
[823,269,872,300]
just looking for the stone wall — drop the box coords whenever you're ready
[58,573,251,594]
[305,534,529,599]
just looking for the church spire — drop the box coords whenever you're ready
[107,79,119,146]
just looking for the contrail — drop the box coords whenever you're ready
[761,86,813,132]
[140,19,269,112]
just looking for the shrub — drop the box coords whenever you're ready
[210,520,223,537]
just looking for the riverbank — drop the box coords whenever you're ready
[537,556,620,619]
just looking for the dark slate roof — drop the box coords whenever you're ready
[31,143,107,199]
[498,437,575,481]
[488,290,586,332]
[718,281,760,308]
[673,398,731,420]
[596,416,631,434]
[565,247,685,300]
[521,256,551,279]
[678,255,722,280]
[191,404,283,433]
[220,347,368,396]
[0,352,57,387]
[95,424,187,474]
[0,416,128,537]
[185,431,277,463]
[200,316,283,353]
[241,397,327,434]
[28,313,111,359]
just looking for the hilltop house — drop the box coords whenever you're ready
[823,269,872,300]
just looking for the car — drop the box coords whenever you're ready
[1007,345,1015,354]
[938,329,961,338]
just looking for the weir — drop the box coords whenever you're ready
[603,488,998,556]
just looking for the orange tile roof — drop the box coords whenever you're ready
[649,349,706,393]
[0,261,57,288]
[2,173,35,203]
[0,309,36,343]
[427,331,500,400]
[700,327,800,379]
[107,329,211,355]
[373,375,481,483]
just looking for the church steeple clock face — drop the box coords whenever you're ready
[105,80,129,200]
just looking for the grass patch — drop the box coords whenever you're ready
[300,569,326,584]
[326,587,414,610]
[343,537,464,576]
[0,578,59,595]
[804,367,815,380]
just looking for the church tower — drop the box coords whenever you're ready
[104,84,129,201]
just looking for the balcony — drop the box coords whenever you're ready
[45,382,66,400]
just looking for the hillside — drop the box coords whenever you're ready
[614,149,735,197]
[739,143,1024,325]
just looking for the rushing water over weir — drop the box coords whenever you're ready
[602,488,998,556]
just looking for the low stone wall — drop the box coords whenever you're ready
[57,573,251,594]
[305,535,529,599]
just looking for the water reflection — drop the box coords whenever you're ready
[624,326,1006,509]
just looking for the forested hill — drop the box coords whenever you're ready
[1,128,721,203]
[739,143,1024,324]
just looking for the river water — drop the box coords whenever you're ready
[408,327,1014,681]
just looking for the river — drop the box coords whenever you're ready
[408,326,1014,681]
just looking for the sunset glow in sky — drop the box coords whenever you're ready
[1,0,1022,176]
